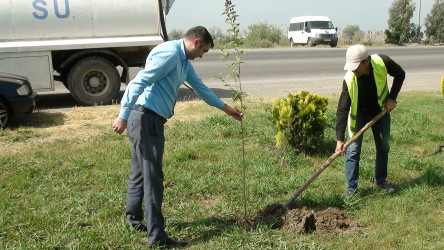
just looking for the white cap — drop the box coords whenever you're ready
[344,44,368,71]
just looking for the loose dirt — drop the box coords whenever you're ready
[242,202,362,235]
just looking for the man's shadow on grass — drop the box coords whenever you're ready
[171,215,238,245]
[398,167,444,189]
[355,167,444,199]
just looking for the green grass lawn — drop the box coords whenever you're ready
[1,91,443,249]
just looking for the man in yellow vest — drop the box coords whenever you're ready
[335,44,405,199]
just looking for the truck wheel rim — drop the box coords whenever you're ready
[81,69,111,97]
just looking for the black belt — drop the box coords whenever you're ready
[133,105,167,124]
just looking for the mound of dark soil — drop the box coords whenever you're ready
[245,203,362,235]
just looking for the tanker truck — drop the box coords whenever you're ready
[0,0,173,105]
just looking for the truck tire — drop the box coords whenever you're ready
[68,57,120,106]
[307,38,315,47]
[0,98,10,129]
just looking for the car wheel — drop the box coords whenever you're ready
[290,38,295,47]
[0,98,10,129]
[307,38,315,47]
[68,57,120,106]
[330,43,337,48]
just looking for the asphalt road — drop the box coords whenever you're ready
[188,46,444,98]
[37,46,444,110]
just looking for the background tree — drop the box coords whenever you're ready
[209,26,232,48]
[242,21,283,48]
[385,0,418,43]
[342,25,364,44]
[410,26,424,43]
[168,29,184,40]
[424,0,444,43]
[208,26,228,41]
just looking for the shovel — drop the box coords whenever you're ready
[282,109,388,210]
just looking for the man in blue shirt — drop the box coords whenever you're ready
[112,26,243,248]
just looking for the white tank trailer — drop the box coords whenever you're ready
[0,0,172,105]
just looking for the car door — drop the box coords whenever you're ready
[300,22,310,44]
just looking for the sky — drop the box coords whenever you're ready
[165,0,435,33]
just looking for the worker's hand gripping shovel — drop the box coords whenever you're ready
[282,109,388,212]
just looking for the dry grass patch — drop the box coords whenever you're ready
[1,96,273,157]
[1,106,119,155]
[1,98,250,155]
[168,100,215,123]
[200,195,223,210]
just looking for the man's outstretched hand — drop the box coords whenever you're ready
[221,104,243,121]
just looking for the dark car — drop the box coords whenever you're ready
[0,72,37,129]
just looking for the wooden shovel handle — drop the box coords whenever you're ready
[283,109,387,208]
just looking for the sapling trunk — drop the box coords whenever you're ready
[219,0,248,220]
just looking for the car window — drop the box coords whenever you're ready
[307,21,334,29]
[289,22,303,31]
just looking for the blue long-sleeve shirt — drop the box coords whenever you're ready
[118,39,225,120]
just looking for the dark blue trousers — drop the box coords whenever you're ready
[345,112,391,192]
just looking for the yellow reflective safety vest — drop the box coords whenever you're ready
[344,54,389,138]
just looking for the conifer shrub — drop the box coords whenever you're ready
[271,91,329,151]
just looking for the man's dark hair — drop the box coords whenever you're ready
[361,55,371,63]
[184,26,214,48]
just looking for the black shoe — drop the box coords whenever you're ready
[130,222,147,232]
[151,237,188,249]
[376,181,395,193]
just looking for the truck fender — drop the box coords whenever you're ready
[60,49,129,83]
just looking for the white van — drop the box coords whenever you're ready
[288,16,338,47]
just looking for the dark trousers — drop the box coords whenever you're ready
[126,109,167,245]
